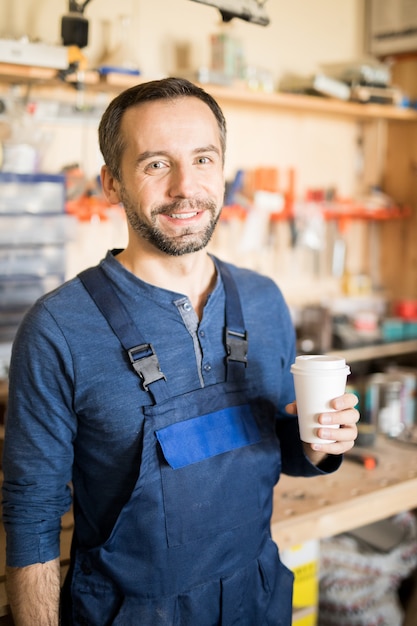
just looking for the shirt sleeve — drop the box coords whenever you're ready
[2,301,74,567]
[275,415,342,477]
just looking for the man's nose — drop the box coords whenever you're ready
[168,163,199,198]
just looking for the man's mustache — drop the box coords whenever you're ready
[153,198,217,216]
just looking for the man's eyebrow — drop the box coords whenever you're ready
[136,144,221,164]
[136,150,169,164]
[194,144,221,156]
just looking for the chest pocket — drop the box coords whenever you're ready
[155,402,263,547]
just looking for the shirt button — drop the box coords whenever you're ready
[183,302,192,312]
[203,363,212,372]
[199,330,205,337]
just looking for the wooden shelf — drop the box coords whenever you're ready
[1,63,417,123]
[204,84,417,122]
[97,74,417,122]
[0,62,58,82]
[328,339,417,363]
[101,72,417,121]
[321,202,411,221]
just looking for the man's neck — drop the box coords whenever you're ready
[115,247,217,319]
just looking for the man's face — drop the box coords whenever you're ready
[111,97,225,256]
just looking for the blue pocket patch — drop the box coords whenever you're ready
[155,404,261,469]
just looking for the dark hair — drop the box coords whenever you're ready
[98,77,227,181]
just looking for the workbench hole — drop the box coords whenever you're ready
[292,490,306,500]
[283,508,295,517]
[350,487,362,495]
[282,489,306,501]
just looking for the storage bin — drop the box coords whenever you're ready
[0,172,66,214]
[0,275,63,307]
[381,317,404,342]
[0,245,66,276]
[0,215,76,245]
[0,309,31,342]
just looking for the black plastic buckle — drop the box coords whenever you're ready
[128,343,167,391]
[225,328,248,366]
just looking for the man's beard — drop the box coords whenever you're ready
[120,187,221,256]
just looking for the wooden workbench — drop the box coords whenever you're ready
[0,381,7,405]
[271,436,417,550]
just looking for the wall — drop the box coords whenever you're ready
[0,1,364,78]
[0,0,365,180]
[0,0,370,301]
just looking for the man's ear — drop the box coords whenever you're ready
[101,165,122,205]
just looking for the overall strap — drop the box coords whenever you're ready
[216,259,248,382]
[78,266,170,404]
[79,259,248,398]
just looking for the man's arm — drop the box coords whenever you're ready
[6,558,61,626]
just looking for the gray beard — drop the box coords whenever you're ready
[121,192,221,257]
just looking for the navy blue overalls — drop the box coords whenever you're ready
[71,260,294,625]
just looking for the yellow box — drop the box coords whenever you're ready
[292,605,317,626]
[281,540,319,609]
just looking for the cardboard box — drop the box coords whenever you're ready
[0,39,68,69]
[281,540,319,610]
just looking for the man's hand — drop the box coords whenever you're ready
[286,392,360,465]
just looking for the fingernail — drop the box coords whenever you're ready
[321,429,333,439]
[321,414,332,424]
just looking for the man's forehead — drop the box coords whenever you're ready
[126,96,214,119]
[122,97,221,147]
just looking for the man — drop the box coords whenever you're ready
[3,77,358,625]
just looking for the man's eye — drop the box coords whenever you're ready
[197,156,210,164]
[149,161,164,169]
[143,161,167,173]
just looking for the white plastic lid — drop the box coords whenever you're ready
[291,354,348,372]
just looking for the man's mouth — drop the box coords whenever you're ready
[169,211,199,220]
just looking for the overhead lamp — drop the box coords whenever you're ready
[61,0,93,49]
[189,0,270,26]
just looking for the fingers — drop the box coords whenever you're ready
[285,401,297,415]
[312,401,360,453]
[312,411,359,453]
[315,423,357,448]
[311,438,356,454]
[286,392,360,455]
[319,408,359,428]
[330,392,359,411]
[286,393,359,416]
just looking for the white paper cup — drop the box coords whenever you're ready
[290,355,350,444]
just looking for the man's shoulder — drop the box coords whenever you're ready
[38,272,93,309]
[39,253,118,310]
[217,258,283,299]
[23,258,111,327]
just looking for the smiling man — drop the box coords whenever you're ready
[113,99,223,257]
[2,78,358,626]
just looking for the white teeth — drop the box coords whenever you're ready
[170,212,198,219]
